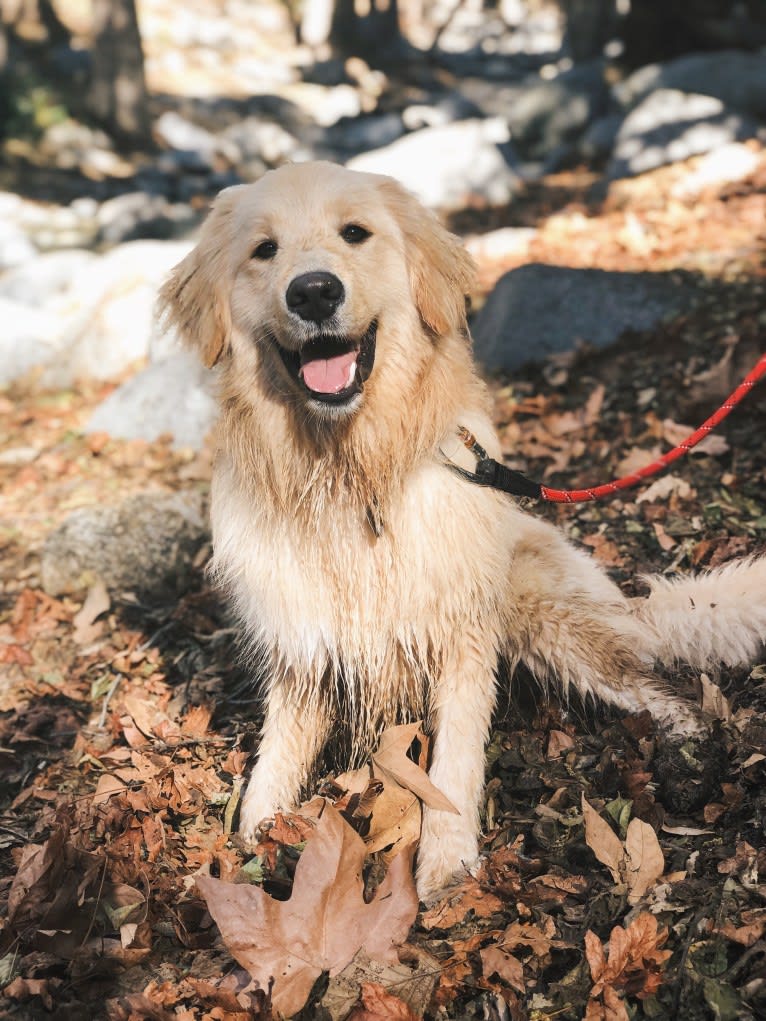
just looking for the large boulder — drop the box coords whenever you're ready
[0,249,97,304]
[459,62,609,163]
[0,298,64,388]
[347,119,520,211]
[85,351,218,450]
[41,239,193,386]
[614,51,766,120]
[608,90,760,179]
[471,263,700,372]
[41,490,209,599]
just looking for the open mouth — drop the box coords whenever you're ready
[274,321,377,405]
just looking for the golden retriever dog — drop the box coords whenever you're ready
[159,161,766,900]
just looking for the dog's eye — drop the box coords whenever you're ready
[252,240,278,260]
[340,224,371,245]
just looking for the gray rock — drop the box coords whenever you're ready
[220,116,310,167]
[577,112,624,165]
[0,298,63,387]
[96,192,200,245]
[323,112,406,157]
[615,51,766,119]
[41,489,209,598]
[0,249,97,304]
[459,62,609,161]
[0,224,37,271]
[471,263,699,372]
[154,111,240,170]
[608,90,760,179]
[42,239,193,386]
[85,352,218,450]
[347,119,520,211]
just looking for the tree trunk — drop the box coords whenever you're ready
[86,0,150,146]
[561,0,616,62]
[329,0,403,61]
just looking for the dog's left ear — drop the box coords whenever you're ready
[380,179,477,337]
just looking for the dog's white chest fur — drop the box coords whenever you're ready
[211,444,513,678]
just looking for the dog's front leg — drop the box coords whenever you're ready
[416,633,499,902]
[239,680,329,844]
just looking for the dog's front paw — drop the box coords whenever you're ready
[238,790,280,847]
[416,809,479,904]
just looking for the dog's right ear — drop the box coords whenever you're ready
[157,188,242,368]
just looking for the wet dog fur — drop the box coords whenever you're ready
[159,161,766,900]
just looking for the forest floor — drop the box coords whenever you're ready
[1,150,765,1021]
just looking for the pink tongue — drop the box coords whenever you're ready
[300,351,357,394]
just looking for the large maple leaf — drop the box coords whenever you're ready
[197,803,418,1017]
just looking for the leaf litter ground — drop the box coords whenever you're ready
[1,150,766,1020]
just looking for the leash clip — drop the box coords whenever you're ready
[445,426,542,500]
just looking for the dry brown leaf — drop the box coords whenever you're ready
[3,977,61,1011]
[72,580,110,645]
[700,672,732,721]
[615,446,662,478]
[501,917,563,958]
[93,773,127,806]
[197,804,418,1017]
[180,703,213,737]
[546,730,575,758]
[662,418,730,456]
[335,763,422,856]
[346,981,420,1021]
[624,818,664,904]
[121,695,180,741]
[582,533,623,566]
[586,912,672,1015]
[267,811,317,847]
[715,914,766,947]
[581,796,623,885]
[582,797,664,903]
[420,877,504,930]
[324,947,438,1021]
[480,944,525,993]
[372,723,458,813]
[652,521,677,552]
[636,474,693,504]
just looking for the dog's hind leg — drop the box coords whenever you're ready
[514,599,703,734]
[632,556,766,670]
[507,521,703,734]
[239,677,330,844]
[416,629,500,902]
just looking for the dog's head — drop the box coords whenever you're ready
[158,161,476,420]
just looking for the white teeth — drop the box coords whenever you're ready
[346,360,357,386]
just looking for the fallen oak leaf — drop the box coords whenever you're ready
[334,764,422,857]
[479,944,525,994]
[346,981,420,1021]
[121,695,180,742]
[372,723,458,813]
[197,804,418,1017]
[586,913,672,1013]
[324,947,439,1021]
[419,877,504,931]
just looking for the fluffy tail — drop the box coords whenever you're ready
[635,556,766,670]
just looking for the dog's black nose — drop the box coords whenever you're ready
[286,272,345,323]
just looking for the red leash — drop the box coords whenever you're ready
[452,352,766,504]
[541,351,766,503]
